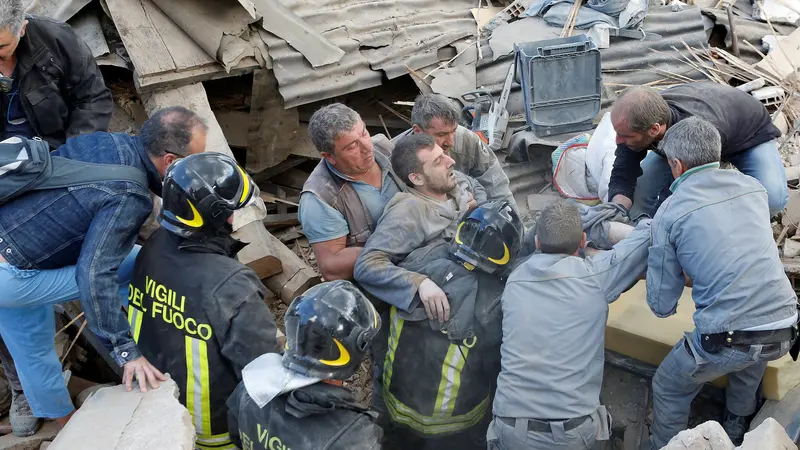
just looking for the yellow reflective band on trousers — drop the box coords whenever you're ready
[195,431,235,450]
[383,306,489,435]
[127,306,143,343]
[185,336,212,441]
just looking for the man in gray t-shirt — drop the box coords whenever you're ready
[488,201,650,450]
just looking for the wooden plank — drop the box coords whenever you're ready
[246,69,303,173]
[135,59,261,95]
[252,155,310,183]
[104,0,176,76]
[140,83,319,301]
[139,0,214,71]
[269,168,309,191]
[263,213,299,228]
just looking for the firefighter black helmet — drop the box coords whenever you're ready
[158,152,257,240]
[451,200,524,275]
[283,280,381,380]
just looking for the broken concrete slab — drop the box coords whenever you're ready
[0,421,60,450]
[783,237,800,258]
[49,379,194,450]
[756,28,800,80]
[738,417,795,449]
[781,189,800,227]
[661,420,734,450]
[430,64,477,100]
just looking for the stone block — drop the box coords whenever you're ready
[0,422,60,450]
[737,417,795,449]
[49,378,194,450]
[606,282,800,401]
[661,420,734,450]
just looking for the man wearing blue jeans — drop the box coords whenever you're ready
[608,82,787,218]
[645,117,797,448]
[0,106,206,429]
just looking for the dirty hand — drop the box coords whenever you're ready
[123,356,167,393]
[466,192,478,210]
[418,278,450,322]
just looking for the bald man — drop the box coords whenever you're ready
[607,82,786,218]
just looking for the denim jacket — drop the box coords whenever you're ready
[646,165,797,334]
[0,132,162,366]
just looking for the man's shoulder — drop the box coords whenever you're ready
[26,15,80,45]
[383,192,429,216]
[54,132,137,161]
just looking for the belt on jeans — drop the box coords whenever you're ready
[701,327,795,347]
[497,415,591,433]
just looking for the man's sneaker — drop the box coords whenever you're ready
[10,390,40,437]
[722,410,750,446]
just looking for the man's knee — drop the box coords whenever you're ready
[766,183,789,216]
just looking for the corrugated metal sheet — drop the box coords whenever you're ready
[266,0,478,108]
[475,6,711,116]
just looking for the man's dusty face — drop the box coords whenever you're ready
[612,112,657,151]
[328,120,375,176]
[417,144,456,195]
[419,118,458,155]
[0,23,25,62]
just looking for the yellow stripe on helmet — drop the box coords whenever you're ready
[237,166,250,206]
[319,339,351,366]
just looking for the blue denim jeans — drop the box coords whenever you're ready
[648,332,791,449]
[631,140,789,218]
[0,245,140,418]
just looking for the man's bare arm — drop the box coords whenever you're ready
[311,236,363,281]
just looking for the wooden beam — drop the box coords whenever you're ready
[269,168,309,191]
[263,213,299,229]
[246,69,303,173]
[140,83,320,300]
[252,155,310,183]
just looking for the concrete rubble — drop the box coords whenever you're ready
[48,378,194,450]
[659,418,796,450]
[0,422,60,450]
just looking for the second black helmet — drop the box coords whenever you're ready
[159,152,257,240]
[451,200,524,275]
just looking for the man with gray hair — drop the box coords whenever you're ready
[608,82,785,218]
[488,200,651,450]
[0,0,112,148]
[394,93,516,209]
[645,117,797,448]
[299,103,405,281]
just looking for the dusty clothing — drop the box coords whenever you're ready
[227,354,382,450]
[300,134,404,247]
[129,229,280,448]
[353,173,484,311]
[608,82,781,202]
[8,15,112,148]
[381,240,503,445]
[494,221,651,421]
[394,126,515,208]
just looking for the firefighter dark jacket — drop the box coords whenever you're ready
[127,228,280,450]
[382,240,504,437]
[227,354,383,450]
